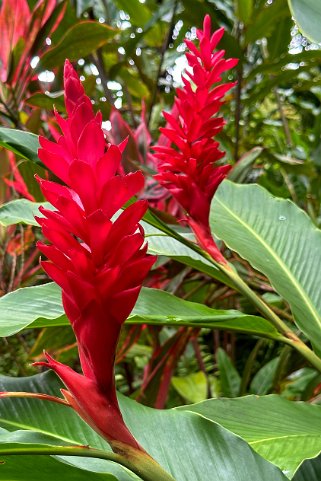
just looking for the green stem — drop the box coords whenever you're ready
[0,445,176,481]
[220,263,294,337]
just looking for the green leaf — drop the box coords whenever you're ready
[217,348,241,397]
[288,0,321,43]
[183,394,321,478]
[0,372,288,481]
[26,92,65,111]
[0,128,39,163]
[39,21,117,70]
[0,200,52,226]
[210,180,321,354]
[172,371,207,404]
[0,282,283,340]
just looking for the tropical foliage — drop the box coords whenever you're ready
[0,0,321,480]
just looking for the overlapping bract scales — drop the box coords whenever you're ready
[35,60,155,449]
[154,15,237,262]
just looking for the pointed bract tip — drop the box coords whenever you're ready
[203,14,211,30]
[64,59,74,76]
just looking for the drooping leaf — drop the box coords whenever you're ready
[0,128,39,163]
[288,0,321,43]
[183,394,321,478]
[39,21,117,70]
[210,180,321,354]
[0,372,288,481]
[0,282,282,340]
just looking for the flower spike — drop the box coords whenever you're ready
[154,15,238,264]
[33,59,156,453]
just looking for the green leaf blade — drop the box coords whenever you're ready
[0,128,39,163]
[0,372,288,481]
[0,282,282,340]
[288,0,321,43]
[210,180,321,353]
[182,394,321,478]
[39,21,118,69]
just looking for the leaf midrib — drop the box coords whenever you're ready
[250,433,321,446]
[215,195,321,330]
[0,419,82,446]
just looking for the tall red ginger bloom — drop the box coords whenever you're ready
[31,60,156,453]
[154,15,237,264]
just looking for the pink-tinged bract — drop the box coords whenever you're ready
[154,15,238,263]
[34,60,155,451]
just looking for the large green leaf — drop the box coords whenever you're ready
[40,21,117,69]
[0,200,52,226]
[183,395,321,478]
[0,282,281,340]
[288,0,321,43]
[210,180,321,354]
[0,128,39,163]
[0,372,287,481]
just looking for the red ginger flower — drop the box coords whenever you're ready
[154,15,237,264]
[33,60,155,452]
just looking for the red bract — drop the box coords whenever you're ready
[33,60,155,452]
[154,15,237,263]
